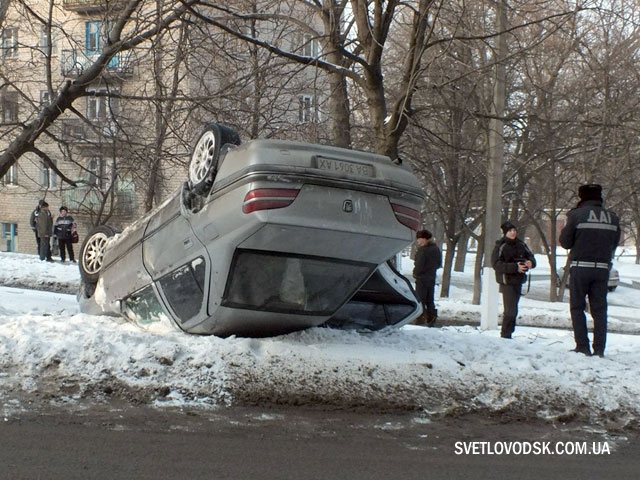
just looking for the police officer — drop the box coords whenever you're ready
[559,184,620,357]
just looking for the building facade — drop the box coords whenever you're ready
[0,0,329,254]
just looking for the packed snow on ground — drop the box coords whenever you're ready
[1,250,639,430]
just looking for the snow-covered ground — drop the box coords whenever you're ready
[1,251,639,431]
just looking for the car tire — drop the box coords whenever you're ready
[188,123,241,195]
[608,286,617,292]
[79,225,117,284]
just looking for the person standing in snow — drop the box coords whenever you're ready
[491,221,536,339]
[559,184,620,357]
[29,199,45,255]
[412,229,442,327]
[54,206,77,263]
[35,202,54,262]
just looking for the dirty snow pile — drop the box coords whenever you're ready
[1,251,639,430]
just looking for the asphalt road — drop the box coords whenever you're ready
[1,402,638,479]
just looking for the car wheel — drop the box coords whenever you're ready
[188,123,241,195]
[80,225,117,284]
[608,286,617,292]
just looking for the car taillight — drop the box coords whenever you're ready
[242,188,300,214]
[390,203,421,231]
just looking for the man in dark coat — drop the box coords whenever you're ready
[29,199,45,255]
[412,229,442,327]
[491,221,536,339]
[559,184,620,357]
[35,201,54,262]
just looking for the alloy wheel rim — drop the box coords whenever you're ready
[189,131,217,183]
[83,233,109,275]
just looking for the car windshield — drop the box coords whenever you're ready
[223,249,375,315]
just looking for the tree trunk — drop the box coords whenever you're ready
[472,235,485,305]
[439,238,456,298]
[326,68,351,148]
[454,230,469,272]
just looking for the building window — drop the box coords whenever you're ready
[302,34,319,58]
[1,27,18,58]
[40,25,57,56]
[86,157,104,187]
[1,90,18,123]
[40,90,51,107]
[299,94,318,123]
[61,49,81,75]
[85,21,101,54]
[1,223,18,252]
[87,94,106,120]
[87,89,119,121]
[41,161,56,188]
[1,165,17,186]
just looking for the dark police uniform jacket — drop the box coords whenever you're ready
[559,199,620,264]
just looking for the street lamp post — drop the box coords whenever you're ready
[481,0,507,330]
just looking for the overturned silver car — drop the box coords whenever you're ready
[78,124,425,337]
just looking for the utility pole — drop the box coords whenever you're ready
[481,0,507,330]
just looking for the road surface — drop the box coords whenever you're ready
[1,401,638,479]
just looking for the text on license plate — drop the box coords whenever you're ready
[316,157,375,177]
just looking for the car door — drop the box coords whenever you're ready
[141,193,211,327]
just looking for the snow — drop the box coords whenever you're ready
[1,250,639,430]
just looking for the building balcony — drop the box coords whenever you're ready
[62,185,137,217]
[62,0,125,13]
[61,118,120,144]
[61,49,133,78]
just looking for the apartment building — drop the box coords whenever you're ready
[0,0,147,254]
[0,0,328,254]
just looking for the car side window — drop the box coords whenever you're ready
[121,284,171,328]
[158,257,206,324]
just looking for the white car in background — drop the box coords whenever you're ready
[78,124,425,337]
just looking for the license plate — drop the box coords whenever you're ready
[315,156,374,177]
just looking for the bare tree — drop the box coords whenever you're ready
[186,0,439,159]
[507,0,640,295]
[0,0,9,28]
[183,2,332,142]
[0,0,199,180]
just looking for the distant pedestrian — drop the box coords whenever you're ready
[559,184,620,357]
[35,202,54,262]
[54,206,77,262]
[412,229,442,327]
[491,221,536,339]
[29,199,45,255]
